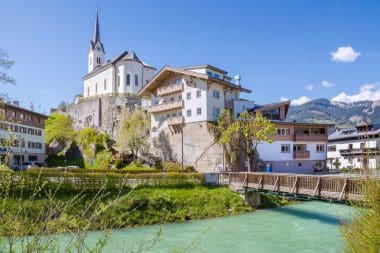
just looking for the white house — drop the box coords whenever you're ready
[138,65,253,172]
[328,124,379,170]
[250,102,331,174]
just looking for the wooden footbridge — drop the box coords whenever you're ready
[214,172,374,201]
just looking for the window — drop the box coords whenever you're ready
[196,108,202,115]
[281,144,290,153]
[196,90,201,98]
[104,79,107,90]
[126,74,131,86]
[186,92,191,100]
[297,162,303,168]
[95,83,98,94]
[186,109,192,117]
[166,114,171,119]
[212,90,220,99]
[327,145,336,152]
[213,73,220,79]
[12,111,16,117]
[28,142,35,149]
[277,128,290,135]
[135,75,138,86]
[96,57,100,64]
[316,144,324,153]
[10,125,18,132]
[213,108,220,118]
[29,155,38,161]
[20,113,25,120]
[206,71,213,76]
[284,162,289,168]
[20,127,27,133]
[87,87,90,96]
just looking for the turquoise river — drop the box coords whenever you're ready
[74,201,355,252]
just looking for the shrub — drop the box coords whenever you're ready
[163,162,195,173]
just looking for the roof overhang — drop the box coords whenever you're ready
[138,66,251,97]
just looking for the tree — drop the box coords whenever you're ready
[76,127,109,158]
[45,112,75,144]
[0,49,16,85]
[116,109,150,162]
[57,101,68,112]
[220,111,276,172]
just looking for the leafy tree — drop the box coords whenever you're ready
[76,127,109,158]
[220,111,276,172]
[0,48,16,85]
[116,109,150,162]
[57,101,68,112]
[45,112,75,144]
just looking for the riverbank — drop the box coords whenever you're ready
[0,180,294,237]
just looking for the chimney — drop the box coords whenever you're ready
[234,74,241,86]
[12,101,20,106]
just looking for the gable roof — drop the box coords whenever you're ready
[138,65,251,96]
[83,50,156,80]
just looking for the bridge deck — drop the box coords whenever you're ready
[217,172,372,201]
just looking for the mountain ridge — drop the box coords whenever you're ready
[286,98,380,127]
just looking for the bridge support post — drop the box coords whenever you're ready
[241,191,261,208]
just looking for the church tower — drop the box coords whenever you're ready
[88,9,105,73]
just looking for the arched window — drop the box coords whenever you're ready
[126,74,131,86]
[134,75,138,86]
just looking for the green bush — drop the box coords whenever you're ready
[163,162,195,173]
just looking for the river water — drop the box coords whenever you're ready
[80,201,354,253]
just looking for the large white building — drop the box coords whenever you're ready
[327,124,379,170]
[66,10,156,138]
[138,65,253,172]
[0,101,47,168]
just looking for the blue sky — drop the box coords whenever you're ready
[1,0,380,113]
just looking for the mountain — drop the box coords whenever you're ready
[286,98,380,127]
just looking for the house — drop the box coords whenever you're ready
[0,101,47,168]
[138,65,253,172]
[251,102,331,174]
[327,123,379,170]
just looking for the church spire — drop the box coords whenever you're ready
[93,8,101,43]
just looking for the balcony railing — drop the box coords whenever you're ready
[294,134,327,142]
[148,100,183,113]
[167,116,184,126]
[157,84,183,97]
[340,147,379,155]
[293,151,310,159]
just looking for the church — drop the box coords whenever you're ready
[66,10,156,139]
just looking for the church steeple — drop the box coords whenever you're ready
[88,8,105,73]
[93,9,101,44]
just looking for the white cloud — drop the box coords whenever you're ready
[331,83,380,103]
[331,46,361,62]
[305,84,314,90]
[280,97,290,102]
[321,80,335,88]
[290,96,312,106]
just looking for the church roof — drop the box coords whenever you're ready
[83,50,156,80]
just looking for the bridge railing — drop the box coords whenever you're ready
[218,172,371,201]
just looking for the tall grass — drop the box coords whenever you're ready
[340,172,380,253]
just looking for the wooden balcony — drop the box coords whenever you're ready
[294,134,327,142]
[157,84,183,97]
[340,148,379,156]
[148,100,183,113]
[167,116,184,126]
[293,151,310,159]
